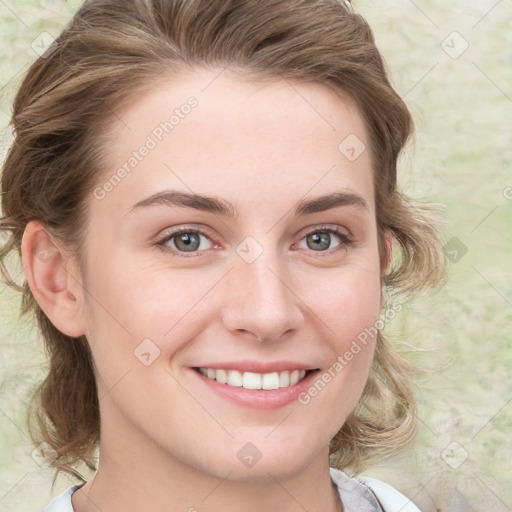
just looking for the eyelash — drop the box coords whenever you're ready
[155,224,354,258]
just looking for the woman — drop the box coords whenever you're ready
[0,0,445,510]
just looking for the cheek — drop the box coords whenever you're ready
[297,262,382,408]
[307,263,383,345]
[83,248,198,336]
[81,253,218,383]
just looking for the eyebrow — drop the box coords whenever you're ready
[127,190,369,217]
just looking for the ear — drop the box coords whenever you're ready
[380,230,394,310]
[21,220,86,338]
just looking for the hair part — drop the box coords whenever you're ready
[0,0,445,480]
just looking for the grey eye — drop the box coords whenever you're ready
[173,232,201,252]
[164,231,213,253]
[299,230,342,252]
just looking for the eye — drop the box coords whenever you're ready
[156,228,215,256]
[296,225,353,253]
[155,224,353,258]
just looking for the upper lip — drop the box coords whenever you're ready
[193,360,318,373]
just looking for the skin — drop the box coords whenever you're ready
[22,67,390,512]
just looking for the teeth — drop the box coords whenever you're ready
[243,372,261,389]
[262,372,280,390]
[279,371,290,387]
[216,369,228,384]
[227,370,242,387]
[290,370,300,386]
[198,368,309,389]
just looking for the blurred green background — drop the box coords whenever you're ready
[0,1,510,511]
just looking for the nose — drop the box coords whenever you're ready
[220,250,304,343]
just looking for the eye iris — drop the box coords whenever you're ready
[307,232,331,251]
[175,232,200,252]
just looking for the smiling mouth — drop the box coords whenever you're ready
[195,367,313,390]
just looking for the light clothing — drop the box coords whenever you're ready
[332,470,422,512]
[42,468,421,512]
[42,482,84,512]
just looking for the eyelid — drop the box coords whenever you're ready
[295,223,352,240]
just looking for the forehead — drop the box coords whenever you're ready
[95,67,374,217]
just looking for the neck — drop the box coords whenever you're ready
[72,421,342,512]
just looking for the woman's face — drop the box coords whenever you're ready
[79,68,383,481]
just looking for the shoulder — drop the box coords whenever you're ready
[357,476,422,512]
[41,482,85,512]
[329,467,422,512]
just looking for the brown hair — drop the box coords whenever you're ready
[0,0,445,480]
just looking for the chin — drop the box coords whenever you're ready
[194,436,324,483]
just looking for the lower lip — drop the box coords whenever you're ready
[191,368,320,410]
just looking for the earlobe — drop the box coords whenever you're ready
[21,220,86,338]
